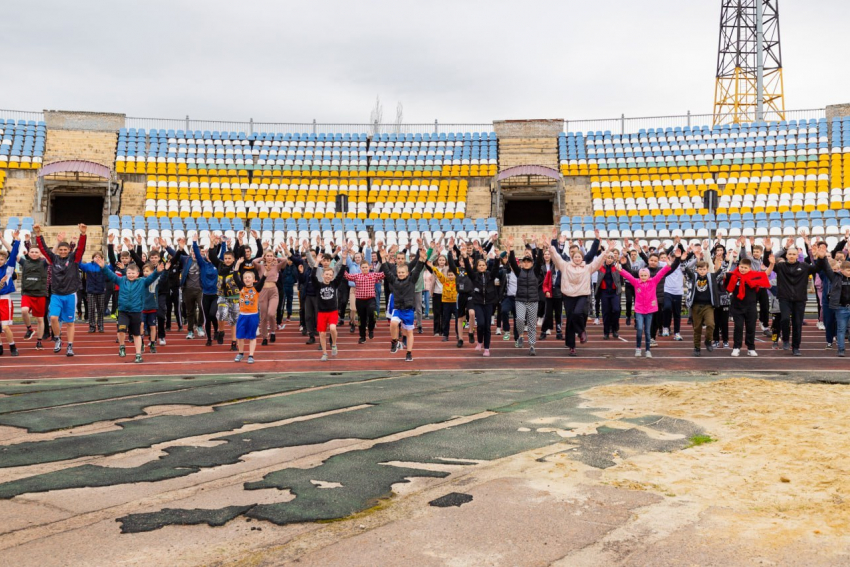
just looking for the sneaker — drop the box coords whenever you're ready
[782,341,790,350]
[23,329,34,340]
[391,342,400,354]
[468,332,474,344]
[569,348,577,356]
[483,349,490,357]
[705,340,714,352]
[9,345,18,357]
[196,327,205,338]
[613,332,619,339]
[593,318,600,325]
[760,323,768,332]
[674,333,683,341]
[556,333,563,340]
[723,342,730,349]
[350,323,356,334]
[792,348,801,356]
[457,339,464,348]
[731,348,740,357]
[368,329,374,339]
[417,326,423,335]
[635,348,642,357]
[230,341,238,351]
[529,347,536,356]
[205,338,212,347]
[35,340,43,350]
[475,342,482,351]
[306,336,316,345]
[405,352,413,362]
[662,328,670,337]
[838,350,846,357]
[235,353,244,362]
[747,350,758,357]
[332,345,338,357]
[159,338,166,346]
[763,328,773,337]
[150,343,157,354]
[54,339,62,353]
[262,338,268,346]
[134,354,142,363]
[119,345,126,357]
[538,332,547,341]
[694,348,701,357]
[247,356,254,364]
[269,333,276,343]
[650,339,659,348]
[644,350,652,358]
[603,334,610,340]
[579,331,587,344]
[358,337,366,344]
[772,340,780,349]
[67,345,76,357]
[495,328,502,336]
[515,337,523,348]
[186,332,194,340]
[826,342,833,349]
[217,331,225,345]
[817,321,826,330]
[321,354,328,361]
[503,333,511,341]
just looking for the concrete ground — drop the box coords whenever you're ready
[1,362,849,566]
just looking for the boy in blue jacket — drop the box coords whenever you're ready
[94,255,165,363]
[0,231,22,356]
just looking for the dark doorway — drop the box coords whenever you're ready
[503,199,553,226]
[51,195,104,226]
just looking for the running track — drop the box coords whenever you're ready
[0,317,845,379]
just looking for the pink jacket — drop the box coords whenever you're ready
[549,245,607,297]
[618,264,672,314]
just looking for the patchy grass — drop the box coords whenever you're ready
[687,434,715,448]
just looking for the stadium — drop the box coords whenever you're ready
[1,1,849,565]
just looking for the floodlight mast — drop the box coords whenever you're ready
[713,0,785,125]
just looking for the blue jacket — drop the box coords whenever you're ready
[102,266,163,313]
[143,275,160,311]
[175,243,218,295]
[79,262,106,294]
[0,240,21,296]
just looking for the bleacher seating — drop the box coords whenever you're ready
[367,132,497,178]
[0,119,45,170]
[368,179,467,220]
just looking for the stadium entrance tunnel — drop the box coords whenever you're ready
[503,198,554,226]
[50,194,105,226]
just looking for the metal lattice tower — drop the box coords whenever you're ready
[713,0,785,125]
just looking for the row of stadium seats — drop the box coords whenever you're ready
[0,120,45,169]
[116,129,497,178]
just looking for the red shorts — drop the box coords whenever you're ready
[317,310,338,333]
[21,295,47,318]
[0,297,13,325]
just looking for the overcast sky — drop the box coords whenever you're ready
[2,0,848,124]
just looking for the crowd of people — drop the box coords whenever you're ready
[1,222,848,363]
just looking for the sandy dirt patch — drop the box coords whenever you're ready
[583,377,850,547]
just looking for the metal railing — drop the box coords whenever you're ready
[124,117,494,136]
[564,108,826,135]
[0,109,45,124]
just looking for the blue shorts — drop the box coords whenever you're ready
[236,312,260,340]
[391,308,415,330]
[386,293,394,320]
[49,293,77,323]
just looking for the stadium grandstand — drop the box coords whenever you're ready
[1,106,850,256]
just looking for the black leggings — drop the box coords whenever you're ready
[432,293,443,334]
[542,296,563,335]
[472,303,494,349]
[202,293,219,338]
[442,303,459,338]
[356,297,377,339]
[563,295,589,349]
[713,307,729,343]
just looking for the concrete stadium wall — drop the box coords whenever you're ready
[44,110,124,132]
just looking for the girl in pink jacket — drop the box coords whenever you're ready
[615,250,681,358]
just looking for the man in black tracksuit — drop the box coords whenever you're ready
[773,242,819,356]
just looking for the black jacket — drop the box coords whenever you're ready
[380,256,424,311]
[463,256,500,305]
[817,258,850,310]
[773,254,818,302]
[508,250,543,303]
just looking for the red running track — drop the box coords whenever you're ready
[0,318,845,379]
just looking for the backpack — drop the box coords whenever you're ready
[456,271,473,294]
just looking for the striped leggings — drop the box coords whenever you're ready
[515,301,538,346]
[87,293,105,331]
